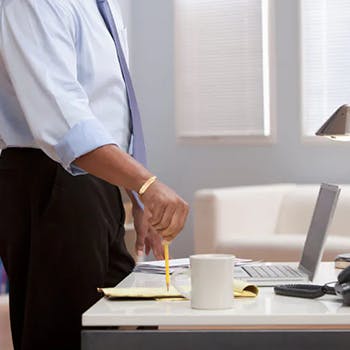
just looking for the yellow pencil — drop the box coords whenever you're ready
[163,241,170,292]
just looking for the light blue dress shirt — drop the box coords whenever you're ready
[0,0,131,174]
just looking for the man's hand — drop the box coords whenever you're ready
[141,181,189,242]
[75,145,189,243]
[133,204,164,260]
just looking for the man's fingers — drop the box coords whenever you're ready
[149,201,166,227]
[146,227,165,260]
[161,203,189,241]
[155,237,165,260]
[154,246,164,260]
[152,204,176,231]
[142,207,152,225]
[144,236,151,256]
[135,226,146,256]
[151,232,164,260]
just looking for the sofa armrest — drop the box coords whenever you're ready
[194,191,219,253]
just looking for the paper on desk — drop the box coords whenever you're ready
[98,279,258,299]
[133,258,189,274]
[133,258,253,275]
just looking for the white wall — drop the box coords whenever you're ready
[117,0,131,29]
[128,0,350,258]
[117,0,133,64]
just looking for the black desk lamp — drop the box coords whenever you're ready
[316,104,350,141]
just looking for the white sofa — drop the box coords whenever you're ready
[194,184,350,261]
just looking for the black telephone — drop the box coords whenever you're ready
[274,265,350,306]
[334,266,350,305]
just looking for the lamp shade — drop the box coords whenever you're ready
[316,104,350,140]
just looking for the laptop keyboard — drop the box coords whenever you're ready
[242,265,305,279]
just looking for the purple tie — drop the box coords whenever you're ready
[96,0,147,167]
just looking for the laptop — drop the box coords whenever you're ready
[234,183,340,286]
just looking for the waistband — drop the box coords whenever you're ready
[0,147,50,165]
[1,147,42,154]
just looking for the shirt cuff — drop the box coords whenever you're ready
[54,118,116,175]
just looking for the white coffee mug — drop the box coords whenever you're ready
[171,254,234,310]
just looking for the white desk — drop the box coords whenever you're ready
[82,262,350,350]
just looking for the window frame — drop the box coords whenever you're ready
[299,0,350,145]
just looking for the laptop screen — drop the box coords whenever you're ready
[299,183,340,280]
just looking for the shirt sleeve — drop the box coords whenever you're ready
[0,0,116,174]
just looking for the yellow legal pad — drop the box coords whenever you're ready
[98,279,258,300]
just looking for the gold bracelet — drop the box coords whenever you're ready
[138,176,157,196]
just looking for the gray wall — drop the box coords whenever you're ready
[117,0,132,54]
[126,0,350,258]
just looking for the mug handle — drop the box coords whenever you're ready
[171,268,191,300]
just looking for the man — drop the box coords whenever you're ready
[0,0,189,349]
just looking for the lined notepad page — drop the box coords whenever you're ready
[174,0,271,138]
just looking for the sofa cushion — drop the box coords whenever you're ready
[219,185,296,237]
[275,185,350,237]
[275,186,319,235]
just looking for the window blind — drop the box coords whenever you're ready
[301,0,350,136]
[174,0,271,139]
